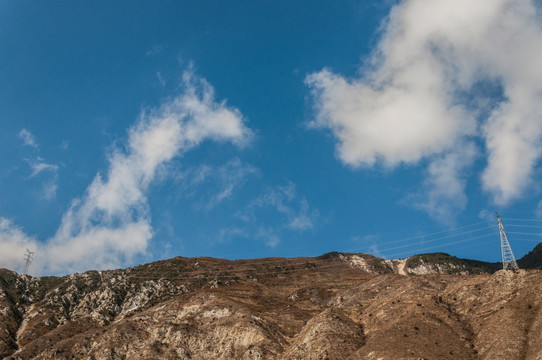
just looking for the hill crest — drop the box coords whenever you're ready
[1,243,542,359]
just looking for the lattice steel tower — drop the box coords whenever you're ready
[22,248,34,275]
[496,212,519,270]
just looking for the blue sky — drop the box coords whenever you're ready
[2,0,542,275]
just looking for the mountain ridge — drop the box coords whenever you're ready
[1,242,542,359]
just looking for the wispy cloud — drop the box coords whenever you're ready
[28,157,59,177]
[18,128,38,148]
[255,226,280,248]
[16,130,59,199]
[18,127,59,200]
[145,44,164,57]
[219,182,320,248]
[156,72,166,87]
[0,69,252,275]
[176,158,259,210]
[41,181,58,201]
[248,182,320,231]
[25,157,59,200]
[405,143,478,223]
[307,0,542,217]
[478,209,497,224]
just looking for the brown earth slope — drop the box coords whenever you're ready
[1,250,542,360]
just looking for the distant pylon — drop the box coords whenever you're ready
[22,248,34,275]
[496,212,519,270]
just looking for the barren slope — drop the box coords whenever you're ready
[1,250,542,359]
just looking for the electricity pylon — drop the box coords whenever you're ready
[22,248,34,275]
[496,212,519,270]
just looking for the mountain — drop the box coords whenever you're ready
[1,243,542,359]
[518,242,542,269]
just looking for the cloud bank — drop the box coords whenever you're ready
[307,0,542,218]
[2,70,251,275]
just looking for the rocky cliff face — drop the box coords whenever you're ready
[1,248,541,359]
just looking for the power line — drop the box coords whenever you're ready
[509,238,542,243]
[215,221,492,260]
[43,218,539,279]
[378,232,496,259]
[502,224,542,229]
[501,218,542,222]
[98,231,500,282]
[506,231,542,236]
[370,221,490,247]
[383,239,496,260]
[343,225,494,255]
[128,217,541,279]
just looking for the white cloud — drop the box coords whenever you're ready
[306,69,472,167]
[18,128,38,148]
[307,0,542,213]
[0,70,251,275]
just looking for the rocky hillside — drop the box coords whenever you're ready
[1,244,542,360]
